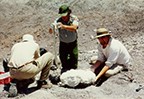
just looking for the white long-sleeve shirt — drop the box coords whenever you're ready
[8,41,40,68]
[97,37,132,67]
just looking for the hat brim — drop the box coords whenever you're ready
[96,33,110,38]
[59,12,68,17]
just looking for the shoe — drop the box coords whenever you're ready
[37,80,52,89]
[122,67,129,71]
[16,78,35,94]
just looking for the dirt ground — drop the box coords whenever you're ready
[0,0,144,99]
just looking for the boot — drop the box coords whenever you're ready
[37,80,52,89]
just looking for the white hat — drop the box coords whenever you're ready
[22,34,35,42]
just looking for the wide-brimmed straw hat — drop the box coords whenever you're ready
[95,28,111,38]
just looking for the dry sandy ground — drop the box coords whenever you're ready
[0,0,144,99]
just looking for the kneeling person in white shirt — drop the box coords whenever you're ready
[91,28,132,85]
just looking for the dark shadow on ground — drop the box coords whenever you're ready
[95,76,109,87]
[24,87,39,94]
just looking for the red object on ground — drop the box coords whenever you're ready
[0,72,12,85]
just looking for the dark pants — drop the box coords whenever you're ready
[59,40,78,72]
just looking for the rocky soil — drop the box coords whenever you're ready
[0,0,144,99]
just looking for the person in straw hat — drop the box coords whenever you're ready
[90,28,132,86]
[8,34,54,93]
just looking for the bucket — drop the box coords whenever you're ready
[0,72,11,84]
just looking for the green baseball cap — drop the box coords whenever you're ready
[59,5,70,17]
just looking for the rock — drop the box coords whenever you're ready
[59,69,96,88]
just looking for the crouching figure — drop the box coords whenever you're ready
[8,34,54,94]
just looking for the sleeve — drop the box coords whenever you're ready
[97,45,105,62]
[105,46,120,67]
[72,15,79,26]
[54,18,59,24]
[50,18,59,28]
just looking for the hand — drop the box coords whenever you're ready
[50,22,60,30]
[90,65,96,73]
[57,22,65,29]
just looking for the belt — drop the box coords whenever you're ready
[10,61,37,69]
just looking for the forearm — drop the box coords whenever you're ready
[61,24,77,32]
[91,60,102,72]
[96,65,109,81]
